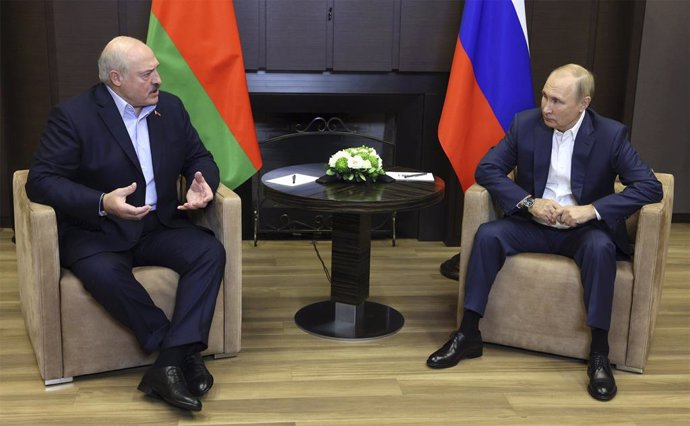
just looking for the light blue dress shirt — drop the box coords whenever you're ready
[106,86,158,210]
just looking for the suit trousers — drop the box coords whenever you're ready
[463,215,620,331]
[70,212,225,353]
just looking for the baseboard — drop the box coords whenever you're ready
[672,213,689,223]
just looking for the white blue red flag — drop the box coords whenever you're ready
[439,0,534,191]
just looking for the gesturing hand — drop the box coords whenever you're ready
[178,171,213,211]
[102,182,151,220]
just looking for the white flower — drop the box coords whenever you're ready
[328,150,349,168]
[325,145,385,182]
[348,155,367,170]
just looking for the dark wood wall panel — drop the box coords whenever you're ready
[590,0,644,126]
[527,1,596,105]
[632,0,689,216]
[266,0,329,70]
[1,1,53,165]
[51,1,119,100]
[398,0,461,72]
[332,0,396,71]
[121,0,152,41]
[1,0,54,225]
[235,0,261,70]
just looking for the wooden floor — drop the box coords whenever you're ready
[1,225,689,425]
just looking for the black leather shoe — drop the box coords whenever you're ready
[426,331,483,369]
[182,353,214,397]
[587,353,617,401]
[137,366,202,411]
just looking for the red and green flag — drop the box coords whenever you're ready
[147,0,261,189]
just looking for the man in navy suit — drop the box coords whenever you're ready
[426,64,663,401]
[27,36,225,411]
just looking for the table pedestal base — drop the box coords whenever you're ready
[294,301,404,340]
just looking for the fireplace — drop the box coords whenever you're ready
[251,94,416,244]
[243,72,461,245]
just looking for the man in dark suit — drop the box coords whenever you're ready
[426,64,663,401]
[26,36,225,411]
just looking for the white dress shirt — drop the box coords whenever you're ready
[537,111,600,228]
[106,86,158,210]
[543,111,585,207]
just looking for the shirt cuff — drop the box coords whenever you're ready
[593,205,601,221]
[516,195,531,209]
[98,193,108,217]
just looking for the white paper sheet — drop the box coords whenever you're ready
[385,172,434,182]
[265,173,319,186]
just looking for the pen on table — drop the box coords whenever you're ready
[402,172,426,178]
[292,174,296,184]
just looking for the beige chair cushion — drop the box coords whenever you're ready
[59,267,224,377]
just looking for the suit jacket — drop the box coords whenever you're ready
[475,108,663,256]
[26,83,220,266]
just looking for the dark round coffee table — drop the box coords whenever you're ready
[262,163,445,339]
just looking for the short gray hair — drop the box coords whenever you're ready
[552,63,595,101]
[97,36,139,84]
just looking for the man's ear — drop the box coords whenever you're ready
[581,96,592,111]
[110,70,122,87]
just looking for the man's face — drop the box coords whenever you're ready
[541,72,589,132]
[111,44,161,109]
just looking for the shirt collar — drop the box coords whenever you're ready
[554,109,586,141]
[105,85,157,120]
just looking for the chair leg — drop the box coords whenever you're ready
[615,364,643,374]
[213,352,238,360]
[45,376,74,386]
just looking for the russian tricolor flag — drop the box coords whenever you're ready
[439,0,534,191]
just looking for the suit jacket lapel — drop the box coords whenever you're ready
[94,84,142,173]
[146,107,165,181]
[532,122,552,197]
[571,112,595,203]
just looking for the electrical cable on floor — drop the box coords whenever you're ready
[311,240,331,283]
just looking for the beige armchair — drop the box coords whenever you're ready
[457,173,674,373]
[12,170,242,385]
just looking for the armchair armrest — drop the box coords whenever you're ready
[190,183,242,355]
[457,183,498,324]
[12,170,64,381]
[625,173,674,369]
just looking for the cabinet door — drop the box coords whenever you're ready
[266,0,329,70]
[332,0,396,71]
[399,0,462,72]
[235,0,261,70]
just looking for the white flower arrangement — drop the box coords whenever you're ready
[325,145,385,183]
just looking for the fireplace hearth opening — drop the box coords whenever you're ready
[249,92,428,243]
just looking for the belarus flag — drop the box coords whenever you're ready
[147,0,262,189]
[439,0,534,191]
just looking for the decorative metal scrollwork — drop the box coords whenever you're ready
[295,116,356,134]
